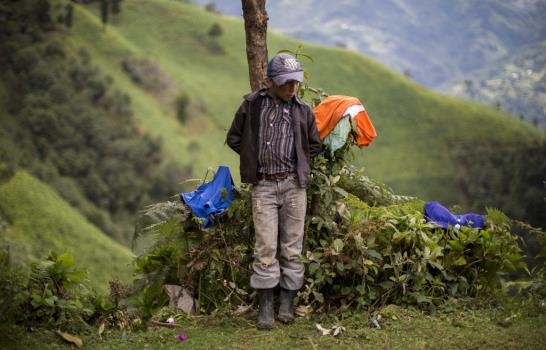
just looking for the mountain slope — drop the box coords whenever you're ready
[443,41,546,128]
[66,0,543,206]
[197,0,546,126]
[0,171,133,290]
[197,0,546,86]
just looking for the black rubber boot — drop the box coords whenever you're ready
[256,288,275,330]
[277,288,297,324]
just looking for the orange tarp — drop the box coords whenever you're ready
[313,95,377,147]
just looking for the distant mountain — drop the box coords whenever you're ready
[196,0,546,125]
[443,41,546,128]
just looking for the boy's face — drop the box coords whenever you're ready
[269,80,300,102]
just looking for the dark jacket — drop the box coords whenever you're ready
[226,88,322,188]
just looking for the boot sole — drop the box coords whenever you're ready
[256,322,275,330]
[277,315,294,324]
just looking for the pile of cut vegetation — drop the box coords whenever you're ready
[132,145,528,317]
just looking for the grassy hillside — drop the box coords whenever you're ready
[0,171,133,290]
[63,0,543,207]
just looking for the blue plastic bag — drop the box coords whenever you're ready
[180,166,235,228]
[424,201,484,230]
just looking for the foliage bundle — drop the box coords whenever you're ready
[131,149,527,317]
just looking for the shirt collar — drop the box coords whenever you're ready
[260,88,303,105]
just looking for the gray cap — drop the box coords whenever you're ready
[267,53,304,86]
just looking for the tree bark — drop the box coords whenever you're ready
[241,0,268,91]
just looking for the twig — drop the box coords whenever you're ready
[197,271,202,316]
[307,336,318,350]
[150,321,181,328]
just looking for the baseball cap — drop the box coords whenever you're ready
[266,53,304,86]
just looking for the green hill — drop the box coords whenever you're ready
[66,0,542,205]
[0,171,133,290]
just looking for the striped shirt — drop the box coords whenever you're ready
[257,94,296,175]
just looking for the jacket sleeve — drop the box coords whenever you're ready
[226,101,246,155]
[307,108,322,158]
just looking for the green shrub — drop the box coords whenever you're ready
[208,23,223,37]
[0,250,95,326]
[204,3,218,13]
[44,39,65,58]
[25,251,94,324]
[121,57,172,93]
[0,249,136,328]
[12,46,41,73]
[175,92,190,123]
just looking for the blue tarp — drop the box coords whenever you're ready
[424,201,484,230]
[180,166,235,228]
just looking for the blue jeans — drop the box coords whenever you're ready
[250,174,307,290]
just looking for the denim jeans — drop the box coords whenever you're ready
[250,174,307,290]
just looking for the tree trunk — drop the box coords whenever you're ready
[241,0,268,91]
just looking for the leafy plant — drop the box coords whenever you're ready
[25,251,94,324]
[0,248,138,330]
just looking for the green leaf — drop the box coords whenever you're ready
[356,285,366,295]
[423,246,431,259]
[313,291,324,303]
[333,239,344,253]
[379,281,394,290]
[367,249,382,260]
[454,257,467,266]
[297,52,314,62]
[98,322,105,337]
[66,270,87,283]
[362,259,374,266]
[449,240,464,252]
[428,260,445,270]
[414,293,431,304]
[341,286,351,295]
[277,49,295,55]
[333,186,349,198]
[309,262,320,274]
[44,296,56,307]
[57,252,75,269]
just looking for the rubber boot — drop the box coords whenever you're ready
[256,288,275,330]
[277,288,296,323]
